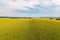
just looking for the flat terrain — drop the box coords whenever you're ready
[0,18,60,40]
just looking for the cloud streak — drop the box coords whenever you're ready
[0,0,60,17]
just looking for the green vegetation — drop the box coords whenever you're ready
[0,18,60,40]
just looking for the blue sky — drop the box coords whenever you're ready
[0,0,60,17]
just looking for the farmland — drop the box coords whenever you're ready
[0,18,60,40]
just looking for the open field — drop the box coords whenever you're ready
[0,18,60,40]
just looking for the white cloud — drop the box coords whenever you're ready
[52,0,60,5]
[0,0,60,17]
[1,0,40,10]
[0,7,15,16]
[1,0,60,10]
[0,0,56,9]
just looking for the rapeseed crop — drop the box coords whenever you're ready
[0,18,60,40]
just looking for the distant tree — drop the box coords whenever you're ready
[56,18,60,20]
[49,18,53,20]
